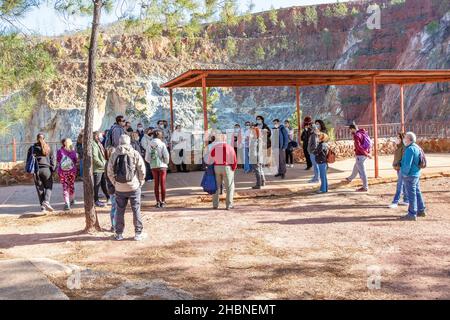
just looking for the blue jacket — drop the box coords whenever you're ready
[273,125,289,150]
[401,143,421,177]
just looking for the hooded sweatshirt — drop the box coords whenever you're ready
[148,138,170,169]
[107,143,146,193]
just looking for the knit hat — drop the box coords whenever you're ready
[303,116,312,128]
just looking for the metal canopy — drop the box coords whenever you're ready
[161,69,450,89]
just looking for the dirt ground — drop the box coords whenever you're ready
[0,177,449,300]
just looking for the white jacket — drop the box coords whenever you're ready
[148,138,170,169]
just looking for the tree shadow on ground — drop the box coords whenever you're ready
[0,230,112,249]
[258,214,401,225]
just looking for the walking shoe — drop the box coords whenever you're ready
[399,201,409,206]
[400,214,417,221]
[252,185,261,189]
[417,211,426,217]
[356,187,368,192]
[134,233,147,241]
[389,203,398,209]
[343,177,352,183]
[95,201,106,208]
[42,201,54,212]
[64,203,71,211]
[160,202,166,208]
[308,179,319,184]
[274,173,282,177]
[114,233,124,241]
[155,202,161,208]
[226,205,234,211]
[40,206,46,212]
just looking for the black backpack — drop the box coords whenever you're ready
[113,154,136,183]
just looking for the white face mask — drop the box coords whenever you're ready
[274,124,279,128]
[137,127,143,132]
[256,119,263,125]
[395,138,401,145]
[403,139,409,146]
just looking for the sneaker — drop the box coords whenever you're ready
[399,201,409,206]
[308,179,319,184]
[155,202,161,208]
[160,202,166,208]
[252,185,261,190]
[114,233,124,241]
[42,201,54,212]
[417,211,426,217]
[40,206,46,212]
[343,178,352,183]
[356,187,368,192]
[389,203,398,209]
[95,201,106,208]
[226,205,234,211]
[400,214,417,221]
[274,173,282,177]
[134,233,147,241]
[64,203,71,211]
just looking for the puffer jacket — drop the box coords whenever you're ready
[107,144,146,193]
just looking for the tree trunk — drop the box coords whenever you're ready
[83,0,103,233]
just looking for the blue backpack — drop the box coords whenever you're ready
[201,165,217,195]
[25,146,37,174]
[360,130,372,151]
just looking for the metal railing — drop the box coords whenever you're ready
[0,140,60,162]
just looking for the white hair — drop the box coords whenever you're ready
[119,134,131,145]
[405,132,417,143]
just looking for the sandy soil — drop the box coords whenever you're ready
[0,178,449,300]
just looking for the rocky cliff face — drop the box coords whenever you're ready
[2,0,450,143]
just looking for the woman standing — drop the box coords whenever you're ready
[389,133,409,208]
[76,130,84,178]
[249,127,266,189]
[149,130,170,208]
[57,138,78,211]
[27,133,56,212]
[301,116,313,170]
[284,120,296,168]
[92,131,109,207]
[315,119,328,134]
[314,133,329,194]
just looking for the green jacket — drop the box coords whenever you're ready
[92,141,106,173]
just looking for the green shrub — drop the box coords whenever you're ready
[226,37,237,57]
[254,45,266,61]
[304,7,318,27]
[255,15,267,33]
[425,21,440,35]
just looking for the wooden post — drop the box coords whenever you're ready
[371,77,379,179]
[202,76,208,144]
[400,84,405,133]
[169,89,174,132]
[12,138,16,163]
[296,86,302,145]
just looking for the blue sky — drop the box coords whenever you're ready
[19,0,352,36]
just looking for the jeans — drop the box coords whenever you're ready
[392,170,409,204]
[403,176,426,217]
[318,163,328,192]
[115,189,143,234]
[152,168,167,203]
[244,147,251,173]
[109,194,117,230]
[348,156,368,190]
[309,154,319,182]
[213,165,235,209]
[93,172,109,202]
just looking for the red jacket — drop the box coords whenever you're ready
[208,142,237,171]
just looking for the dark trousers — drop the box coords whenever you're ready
[93,172,109,202]
[145,161,153,181]
[277,149,287,175]
[175,149,188,172]
[34,167,53,205]
[285,149,294,165]
[303,145,312,168]
[115,189,143,234]
[152,168,167,203]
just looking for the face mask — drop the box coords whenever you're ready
[137,127,143,132]
[234,128,240,133]
[159,124,164,129]
[274,124,279,129]
[395,138,401,145]
[245,125,251,129]
[256,119,262,125]
[403,139,409,146]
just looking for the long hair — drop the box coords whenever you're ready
[37,133,50,156]
[315,119,327,133]
[61,138,74,151]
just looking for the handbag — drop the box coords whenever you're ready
[201,165,217,195]
[25,146,38,174]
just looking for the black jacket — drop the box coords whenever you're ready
[314,142,328,164]
[301,128,311,148]
[27,143,56,171]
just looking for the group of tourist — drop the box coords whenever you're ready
[26,114,428,240]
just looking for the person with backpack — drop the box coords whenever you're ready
[107,134,146,241]
[206,134,237,210]
[56,138,78,211]
[249,127,266,189]
[307,124,320,183]
[272,119,289,179]
[345,124,372,192]
[105,147,117,233]
[93,131,110,207]
[389,132,409,209]
[400,132,426,221]
[300,117,313,170]
[149,130,170,208]
[313,133,329,194]
[26,133,56,212]
[105,115,126,148]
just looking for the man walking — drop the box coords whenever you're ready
[107,135,146,241]
[345,123,372,192]
[400,132,426,221]
[272,119,289,179]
